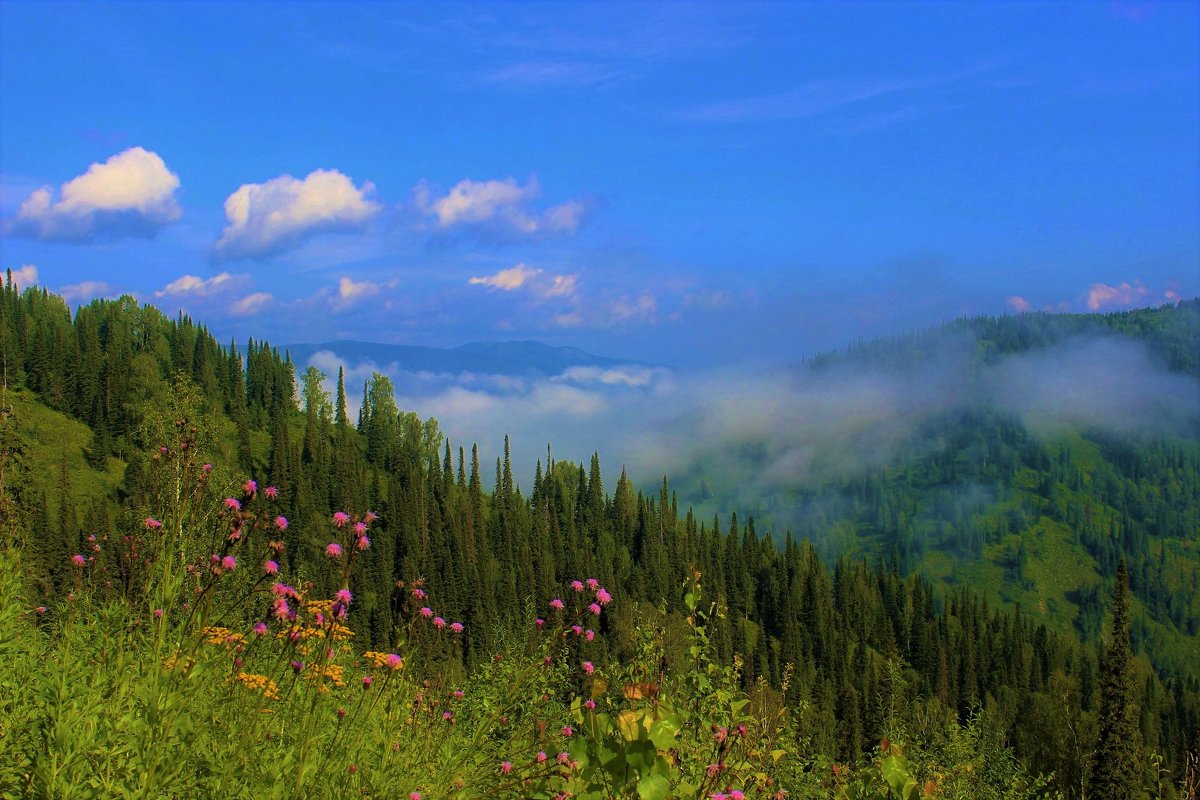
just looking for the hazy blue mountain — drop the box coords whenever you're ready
[280,339,645,376]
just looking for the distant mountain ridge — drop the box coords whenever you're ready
[279,339,645,376]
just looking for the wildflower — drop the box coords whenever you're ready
[706,763,724,778]
[354,520,367,535]
[453,690,463,699]
[731,791,746,800]
[544,656,552,666]
[224,497,241,511]
[365,510,378,523]
[273,599,291,620]
[202,463,213,473]
[585,699,596,710]
[264,485,279,498]
[715,727,728,743]
[571,625,582,636]
[536,751,548,763]
[582,661,595,675]
[410,794,421,800]
[450,621,464,633]
[586,577,599,589]
[588,603,602,616]
[144,517,162,529]
[264,560,279,575]
[335,588,352,605]
[557,752,570,764]
[291,660,304,674]
[411,588,426,599]
[585,629,595,641]
[385,653,402,671]
[332,511,350,527]
[36,606,47,614]
[71,554,86,567]
[348,764,357,774]
[271,582,296,597]
[326,542,343,558]
[443,711,452,721]
[419,607,433,618]
[356,535,370,550]
[711,794,728,800]
[363,675,373,688]
[243,479,257,495]
[500,762,512,775]
[595,588,612,605]
[561,726,573,737]
[571,579,584,592]
[433,617,446,629]
[253,622,268,636]
[154,608,164,619]
[274,515,288,530]
[549,598,565,611]
[535,618,545,628]
[221,555,237,571]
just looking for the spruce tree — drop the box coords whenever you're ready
[1089,559,1143,799]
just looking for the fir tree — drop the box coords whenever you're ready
[1089,559,1144,799]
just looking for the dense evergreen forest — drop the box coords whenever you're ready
[2,273,1197,797]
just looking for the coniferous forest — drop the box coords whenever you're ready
[2,275,1198,799]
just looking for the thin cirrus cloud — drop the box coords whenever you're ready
[415,176,586,239]
[9,147,181,243]
[213,169,381,260]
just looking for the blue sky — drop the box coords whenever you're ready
[1,1,1197,368]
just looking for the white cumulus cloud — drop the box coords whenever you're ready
[10,147,181,242]
[155,272,241,298]
[6,264,38,288]
[416,177,586,239]
[1086,281,1152,311]
[214,169,380,260]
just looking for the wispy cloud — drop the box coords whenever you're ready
[155,271,243,298]
[6,264,38,289]
[214,169,380,260]
[8,147,181,242]
[483,61,621,89]
[415,176,586,240]
[59,280,118,303]
[1086,280,1153,311]
[469,263,579,300]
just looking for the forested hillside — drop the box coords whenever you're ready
[2,273,1197,797]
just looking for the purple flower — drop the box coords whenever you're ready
[586,577,599,589]
[243,479,257,495]
[264,485,279,498]
[450,621,464,633]
[500,761,512,775]
[202,463,213,473]
[264,560,279,575]
[291,660,304,674]
[582,661,595,675]
[144,517,162,530]
[274,515,288,530]
[221,555,237,571]
[332,511,350,527]
[433,616,446,629]
[595,588,612,605]
[385,653,402,671]
[335,589,352,605]
[571,580,584,592]
[253,622,268,636]
[325,542,343,558]
[224,497,241,511]
[549,598,565,611]
[354,521,367,535]
[588,603,602,616]
[561,726,573,737]
[71,554,86,567]
[356,535,370,551]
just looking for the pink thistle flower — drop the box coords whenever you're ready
[332,511,350,527]
[227,526,243,542]
[535,618,545,628]
[453,690,464,699]
[571,625,583,636]
[335,588,352,605]
[571,580,584,592]
[36,606,47,614]
[595,588,612,605]
[544,656,552,666]
[221,555,237,571]
[557,752,570,764]
[711,794,728,800]
[264,485,279,498]
[588,603,602,616]
[325,542,343,558]
[450,621,464,633]
[160,447,168,455]
[224,497,241,511]
[273,599,291,620]
[274,515,288,530]
[561,726,573,737]
[705,763,724,778]
[582,661,595,675]
[291,660,304,674]
[363,675,373,688]
[419,607,433,618]
[411,588,426,599]
[356,535,370,550]
[354,521,367,535]
[144,517,162,529]
[264,560,279,575]
[433,616,446,629]
[365,510,378,523]
[715,727,728,744]
[87,534,96,542]
[71,554,86,567]
[730,791,746,800]
[536,751,548,763]
[385,653,402,670]
[586,577,599,589]
[585,629,595,641]
[243,479,257,495]
[585,699,596,710]
[202,463,213,473]
[443,711,452,721]
[154,608,164,618]
[410,794,421,800]
[500,761,512,775]
[253,622,268,636]
[549,598,565,611]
